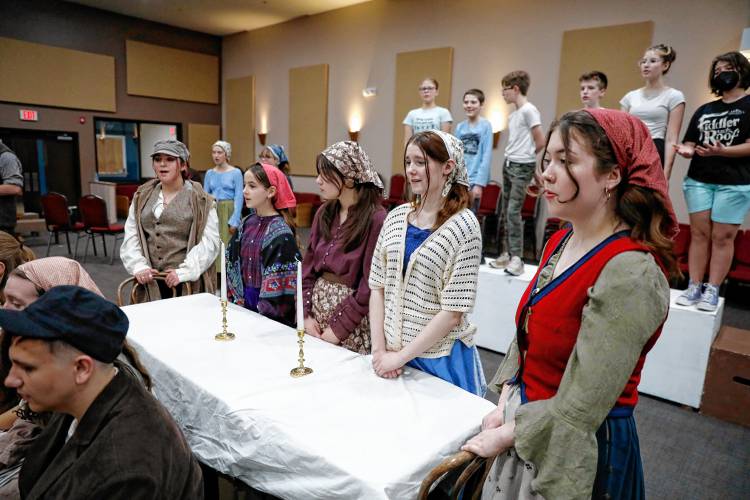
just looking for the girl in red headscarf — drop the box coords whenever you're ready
[462,109,678,499]
[226,163,301,327]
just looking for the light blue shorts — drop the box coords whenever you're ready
[683,177,750,225]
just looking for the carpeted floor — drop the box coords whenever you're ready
[24,229,750,499]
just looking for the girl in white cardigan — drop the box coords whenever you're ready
[369,131,485,395]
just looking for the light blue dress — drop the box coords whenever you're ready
[402,224,486,396]
[203,168,244,228]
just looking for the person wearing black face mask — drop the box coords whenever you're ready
[674,51,750,312]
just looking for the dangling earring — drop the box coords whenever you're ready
[441,181,452,197]
[604,187,611,201]
[412,194,421,208]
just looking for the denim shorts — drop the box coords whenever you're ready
[683,177,750,224]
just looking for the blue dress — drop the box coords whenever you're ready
[402,223,486,396]
[203,168,244,228]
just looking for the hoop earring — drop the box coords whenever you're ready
[441,181,452,198]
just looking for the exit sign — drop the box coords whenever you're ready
[19,109,38,122]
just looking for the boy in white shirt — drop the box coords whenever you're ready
[579,71,608,109]
[491,71,545,276]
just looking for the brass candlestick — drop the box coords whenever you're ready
[215,299,236,341]
[290,329,313,377]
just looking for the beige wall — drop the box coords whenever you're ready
[223,0,750,225]
[0,0,221,195]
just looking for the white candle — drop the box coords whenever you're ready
[220,241,227,302]
[296,259,304,331]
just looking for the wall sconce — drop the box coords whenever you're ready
[490,109,506,150]
[362,87,377,98]
[258,132,267,146]
[349,110,362,143]
[741,27,750,58]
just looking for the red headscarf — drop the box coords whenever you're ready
[259,163,296,210]
[583,108,678,237]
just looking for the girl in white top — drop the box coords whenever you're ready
[403,78,453,146]
[369,130,485,395]
[621,44,685,179]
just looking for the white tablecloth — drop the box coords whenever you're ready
[123,293,496,500]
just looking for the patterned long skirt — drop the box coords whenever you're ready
[311,276,371,355]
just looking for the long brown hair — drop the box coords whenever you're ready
[404,131,471,230]
[249,163,298,239]
[534,111,678,278]
[315,154,383,251]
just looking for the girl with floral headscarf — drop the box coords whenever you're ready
[226,163,301,327]
[463,109,678,499]
[369,131,485,395]
[301,141,386,354]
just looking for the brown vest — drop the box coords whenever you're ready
[141,186,192,272]
[132,179,217,301]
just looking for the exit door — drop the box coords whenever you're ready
[0,129,81,214]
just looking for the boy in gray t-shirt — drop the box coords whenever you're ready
[0,140,24,234]
[491,71,544,276]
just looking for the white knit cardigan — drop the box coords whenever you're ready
[369,203,482,358]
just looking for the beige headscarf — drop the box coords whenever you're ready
[17,257,103,296]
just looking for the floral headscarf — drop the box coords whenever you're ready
[432,130,470,189]
[212,140,232,159]
[321,141,383,190]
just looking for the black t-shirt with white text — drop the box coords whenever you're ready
[683,95,750,185]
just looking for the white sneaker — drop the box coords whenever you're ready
[505,256,524,276]
[489,252,510,269]
[696,284,720,312]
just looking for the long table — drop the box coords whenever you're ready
[470,263,725,408]
[123,293,496,500]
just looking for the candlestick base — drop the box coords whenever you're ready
[290,366,313,377]
[215,299,236,342]
[215,331,236,341]
[290,328,313,377]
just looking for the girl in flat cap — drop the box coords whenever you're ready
[369,131,485,395]
[121,139,220,301]
[203,140,244,248]
[463,109,678,499]
[226,163,301,327]
[301,141,386,354]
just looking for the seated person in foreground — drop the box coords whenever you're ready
[1,286,203,499]
[0,257,152,499]
[121,139,220,301]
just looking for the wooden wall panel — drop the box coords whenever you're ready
[225,76,255,168]
[392,47,453,174]
[126,40,219,104]
[556,22,653,116]
[289,64,329,177]
[0,37,115,112]
[188,124,221,171]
